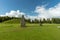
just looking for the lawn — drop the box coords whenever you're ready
[0,23,60,40]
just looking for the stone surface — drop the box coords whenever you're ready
[21,15,26,27]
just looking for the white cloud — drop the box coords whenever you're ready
[29,3,60,20]
[0,10,25,17]
[6,10,25,17]
[0,3,60,21]
[34,3,60,18]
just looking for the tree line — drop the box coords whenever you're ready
[0,16,20,23]
[0,16,60,24]
[25,18,60,24]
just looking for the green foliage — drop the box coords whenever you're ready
[52,18,60,24]
[0,16,60,24]
[0,16,12,22]
[3,19,20,24]
[34,19,39,23]
[25,19,31,23]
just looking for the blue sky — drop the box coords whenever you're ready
[0,0,59,14]
[0,0,60,19]
[0,0,43,15]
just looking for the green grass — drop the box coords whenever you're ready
[3,19,20,24]
[0,23,60,40]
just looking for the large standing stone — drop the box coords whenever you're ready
[21,15,26,27]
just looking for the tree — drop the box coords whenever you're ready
[52,18,60,24]
[47,18,52,24]
[43,18,46,23]
[34,19,39,23]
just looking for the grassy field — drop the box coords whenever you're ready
[0,23,60,40]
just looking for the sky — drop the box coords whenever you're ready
[0,0,60,20]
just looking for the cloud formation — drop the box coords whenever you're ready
[6,10,25,17]
[34,3,60,18]
[0,3,60,20]
[0,10,25,17]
